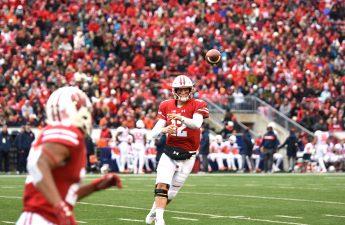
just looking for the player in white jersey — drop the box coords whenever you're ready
[223,135,242,171]
[334,141,345,171]
[130,120,148,174]
[208,135,225,171]
[323,138,339,170]
[115,124,130,172]
[301,137,317,172]
[313,130,328,172]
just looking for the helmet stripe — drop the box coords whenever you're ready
[51,103,56,121]
[55,92,62,121]
[50,90,60,122]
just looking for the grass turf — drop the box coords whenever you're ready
[0,173,345,225]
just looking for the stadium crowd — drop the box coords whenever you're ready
[0,0,344,133]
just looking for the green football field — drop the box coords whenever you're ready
[1,174,345,225]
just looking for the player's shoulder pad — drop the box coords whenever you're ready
[193,98,209,118]
[41,125,82,147]
[159,99,174,107]
[194,98,206,103]
[194,98,207,106]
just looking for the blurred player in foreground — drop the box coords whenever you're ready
[16,86,122,225]
[146,75,209,225]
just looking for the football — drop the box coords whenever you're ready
[205,49,221,65]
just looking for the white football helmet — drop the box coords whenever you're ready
[46,86,93,135]
[172,75,194,102]
[136,119,145,128]
[229,135,237,144]
[216,135,223,143]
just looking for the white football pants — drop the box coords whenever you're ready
[156,153,196,200]
[132,143,146,174]
[17,212,56,225]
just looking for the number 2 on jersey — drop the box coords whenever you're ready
[171,116,187,137]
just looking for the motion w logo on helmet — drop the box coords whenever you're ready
[71,93,87,110]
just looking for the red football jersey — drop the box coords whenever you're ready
[158,98,209,151]
[23,125,86,224]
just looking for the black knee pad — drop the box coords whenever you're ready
[154,183,169,198]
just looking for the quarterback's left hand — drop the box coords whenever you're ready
[167,113,183,121]
[92,173,122,191]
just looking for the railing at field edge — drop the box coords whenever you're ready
[204,95,314,138]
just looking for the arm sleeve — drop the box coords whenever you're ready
[181,113,203,129]
[195,100,209,118]
[150,119,167,139]
[157,102,167,120]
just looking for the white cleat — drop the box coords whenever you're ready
[155,219,166,225]
[145,212,156,224]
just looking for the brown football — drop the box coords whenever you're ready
[205,49,221,65]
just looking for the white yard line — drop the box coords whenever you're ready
[3,186,345,206]
[1,173,345,178]
[213,184,228,187]
[172,216,198,221]
[79,201,308,225]
[180,191,345,205]
[0,185,23,187]
[118,218,144,222]
[1,221,15,224]
[0,195,309,225]
[227,216,247,219]
[325,214,345,218]
[0,196,21,199]
[276,215,303,219]
[237,218,308,225]
[115,189,345,206]
[209,215,228,218]
[79,202,148,210]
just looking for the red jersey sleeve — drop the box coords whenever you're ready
[41,126,81,148]
[157,101,167,120]
[195,100,209,118]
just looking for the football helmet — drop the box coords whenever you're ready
[229,135,237,144]
[172,75,194,102]
[46,86,93,135]
[136,120,145,128]
[216,135,223,143]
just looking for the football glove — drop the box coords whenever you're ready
[54,201,76,225]
[92,173,122,191]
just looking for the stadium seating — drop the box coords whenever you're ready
[0,0,343,133]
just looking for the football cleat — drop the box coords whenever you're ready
[154,218,165,225]
[145,212,156,224]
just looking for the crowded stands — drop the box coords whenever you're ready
[0,0,343,132]
[0,1,344,173]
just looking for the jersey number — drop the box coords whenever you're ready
[171,115,187,137]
